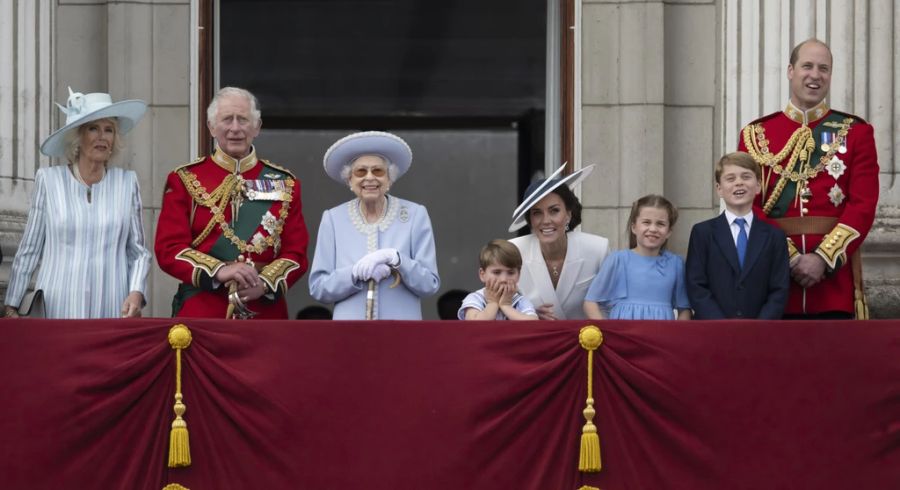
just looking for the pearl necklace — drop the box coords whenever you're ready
[71,164,105,203]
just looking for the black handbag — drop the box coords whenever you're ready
[18,289,45,318]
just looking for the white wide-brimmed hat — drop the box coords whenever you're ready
[40,87,147,157]
[508,163,596,232]
[322,131,412,184]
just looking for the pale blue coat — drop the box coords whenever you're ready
[309,196,440,319]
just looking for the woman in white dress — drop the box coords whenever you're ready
[509,164,609,320]
[3,88,151,319]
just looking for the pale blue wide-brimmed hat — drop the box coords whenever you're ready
[40,87,147,157]
[508,163,596,232]
[323,131,412,184]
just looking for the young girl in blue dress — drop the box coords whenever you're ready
[583,194,691,320]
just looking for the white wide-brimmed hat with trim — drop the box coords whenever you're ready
[508,163,596,232]
[323,131,412,184]
[40,87,147,158]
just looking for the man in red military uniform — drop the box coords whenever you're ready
[156,87,308,318]
[739,39,879,319]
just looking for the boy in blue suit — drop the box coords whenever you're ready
[686,152,790,319]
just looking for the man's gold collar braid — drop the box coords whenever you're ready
[784,100,829,126]
[212,145,258,173]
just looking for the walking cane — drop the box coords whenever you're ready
[225,281,237,319]
[225,255,257,320]
[364,270,402,320]
[365,280,376,320]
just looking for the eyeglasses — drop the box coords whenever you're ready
[352,166,387,178]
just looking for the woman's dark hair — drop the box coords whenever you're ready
[525,183,582,233]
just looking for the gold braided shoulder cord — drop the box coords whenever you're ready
[742,124,815,214]
[763,118,853,214]
[742,124,802,166]
[178,170,294,254]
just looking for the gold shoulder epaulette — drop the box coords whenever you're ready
[261,159,296,179]
[747,111,780,126]
[829,110,866,125]
[172,156,206,173]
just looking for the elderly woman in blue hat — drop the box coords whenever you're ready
[309,131,440,319]
[3,88,151,319]
[508,163,609,320]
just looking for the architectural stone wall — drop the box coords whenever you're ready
[579,0,718,255]
[1,0,191,317]
[0,0,54,302]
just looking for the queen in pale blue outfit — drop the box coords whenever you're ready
[309,132,440,320]
[4,88,151,319]
[584,249,690,320]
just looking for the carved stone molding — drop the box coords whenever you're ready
[862,205,900,318]
[0,209,27,305]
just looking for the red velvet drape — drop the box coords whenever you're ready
[0,319,897,489]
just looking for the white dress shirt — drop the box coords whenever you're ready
[723,209,753,245]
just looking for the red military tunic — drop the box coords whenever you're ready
[739,101,879,317]
[155,146,309,318]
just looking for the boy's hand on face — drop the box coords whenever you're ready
[484,277,502,304]
[499,280,516,305]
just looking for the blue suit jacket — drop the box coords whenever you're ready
[686,213,790,319]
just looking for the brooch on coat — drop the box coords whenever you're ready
[828,184,846,207]
[826,156,846,180]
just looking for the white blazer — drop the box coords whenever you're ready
[510,231,609,320]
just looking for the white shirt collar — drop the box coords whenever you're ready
[724,208,753,228]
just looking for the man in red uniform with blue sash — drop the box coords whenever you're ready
[738,39,879,319]
[156,87,308,318]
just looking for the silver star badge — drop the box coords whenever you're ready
[826,156,846,180]
[828,184,845,207]
[261,211,277,234]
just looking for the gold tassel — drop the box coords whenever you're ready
[577,487,601,490]
[162,484,190,490]
[168,324,193,468]
[578,326,603,473]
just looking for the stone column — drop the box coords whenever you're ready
[580,0,666,249]
[578,0,718,253]
[102,0,192,317]
[0,0,53,301]
[1,0,192,317]
[721,0,900,317]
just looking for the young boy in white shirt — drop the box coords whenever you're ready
[458,239,538,320]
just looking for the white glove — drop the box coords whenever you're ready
[352,248,399,282]
[371,264,392,282]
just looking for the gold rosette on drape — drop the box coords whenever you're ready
[578,325,603,473]
[167,324,192,467]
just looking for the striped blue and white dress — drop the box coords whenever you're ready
[5,165,151,318]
